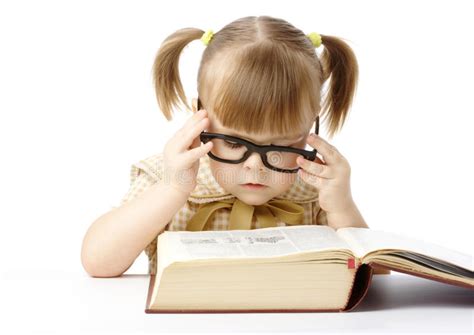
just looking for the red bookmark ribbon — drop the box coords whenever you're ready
[347,258,355,269]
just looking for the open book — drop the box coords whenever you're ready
[145,225,473,313]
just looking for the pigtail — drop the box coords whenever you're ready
[152,28,204,120]
[318,35,359,139]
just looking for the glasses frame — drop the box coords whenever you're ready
[197,98,320,173]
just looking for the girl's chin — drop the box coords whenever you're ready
[234,192,273,206]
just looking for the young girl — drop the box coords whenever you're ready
[81,15,374,278]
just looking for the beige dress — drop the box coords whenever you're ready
[115,152,328,274]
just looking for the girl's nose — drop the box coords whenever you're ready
[242,152,266,171]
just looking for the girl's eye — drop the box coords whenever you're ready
[224,140,243,149]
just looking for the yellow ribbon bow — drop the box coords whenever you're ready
[186,198,305,231]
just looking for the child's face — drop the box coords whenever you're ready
[193,99,311,206]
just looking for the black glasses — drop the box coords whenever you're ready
[198,98,319,173]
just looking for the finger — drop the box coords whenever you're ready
[314,155,325,165]
[296,156,332,179]
[188,118,205,151]
[181,109,208,133]
[170,110,207,152]
[305,134,341,165]
[182,141,213,163]
[177,116,210,152]
[298,168,325,188]
[190,133,201,151]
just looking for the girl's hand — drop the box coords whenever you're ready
[296,133,354,215]
[162,109,213,196]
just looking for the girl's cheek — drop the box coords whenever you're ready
[268,171,296,187]
[209,160,242,186]
[209,161,227,182]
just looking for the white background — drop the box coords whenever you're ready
[0,0,472,311]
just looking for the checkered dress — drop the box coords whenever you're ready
[116,152,328,274]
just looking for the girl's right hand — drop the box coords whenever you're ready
[162,109,213,196]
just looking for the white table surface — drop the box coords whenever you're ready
[1,268,472,334]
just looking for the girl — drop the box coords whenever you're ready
[81,15,374,278]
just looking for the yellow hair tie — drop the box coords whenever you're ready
[307,32,322,48]
[201,29,214,46]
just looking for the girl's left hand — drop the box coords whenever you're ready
[296,133,354,214]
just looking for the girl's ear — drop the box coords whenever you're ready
[191,98,198,113]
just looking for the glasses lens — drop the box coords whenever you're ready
[209,138,247,161]
[266,151,302,170]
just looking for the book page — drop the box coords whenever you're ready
[160,225,353,263]
[337,227,473,271]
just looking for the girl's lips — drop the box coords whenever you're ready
[241,183,267,189]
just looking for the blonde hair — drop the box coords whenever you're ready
[152,16,358,139]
